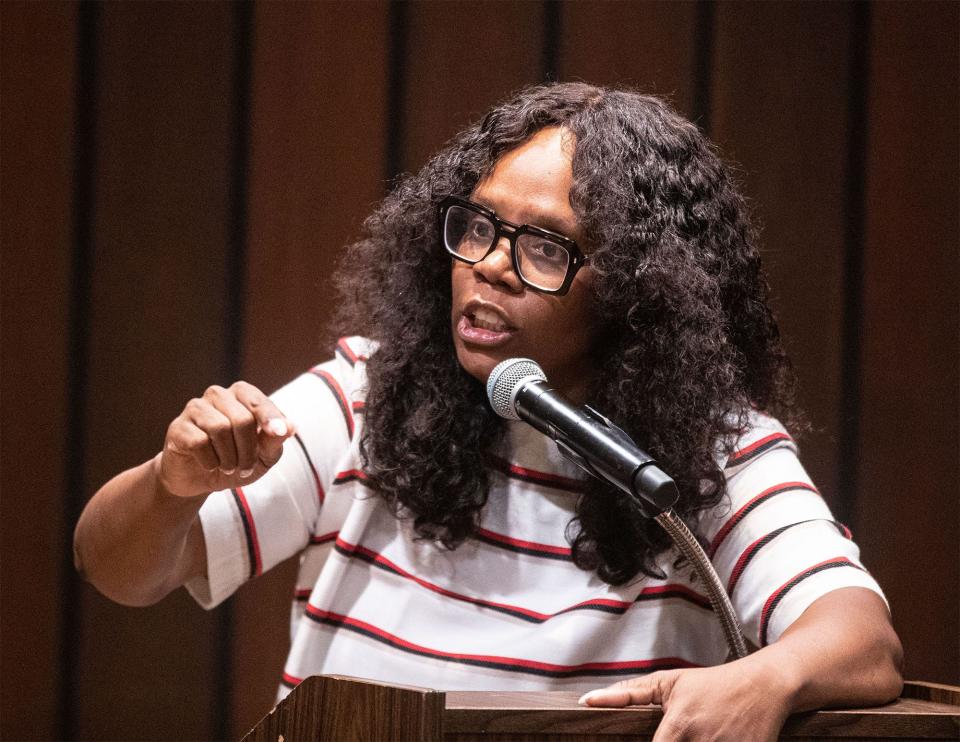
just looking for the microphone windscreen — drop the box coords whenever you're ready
[486,358,547,420]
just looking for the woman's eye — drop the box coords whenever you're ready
[469,220,493,240]
[532,241,559,259]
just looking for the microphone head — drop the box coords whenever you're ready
[486,358,547,420]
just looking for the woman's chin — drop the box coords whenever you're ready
[454,343,505,387]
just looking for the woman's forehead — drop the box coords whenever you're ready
[472,127,580,238]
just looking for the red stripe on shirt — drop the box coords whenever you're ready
[336,337,368,366]
[281,671,303,688]
[304,606,699,677]
[333,537,558,621]
[310,367,354,439]
[232,486,263,577]
[727,523,798,598]
[332,536,689,622]
[336,337,360,366]
[475,526,572,560]
[636,584,712,610]
[708,481,819,558]
[758,557,861,646]
[726,519,852,598]
[486,454,587,493]
[726,432,792,467]
[333,468,370,487]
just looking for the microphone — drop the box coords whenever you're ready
[486,358,678,517]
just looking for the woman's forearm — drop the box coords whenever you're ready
[73,454,207,607]
[764,586,904,713]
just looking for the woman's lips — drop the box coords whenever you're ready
[457,306,516,346]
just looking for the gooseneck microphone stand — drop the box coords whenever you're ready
[652,509,748,660]
[487,358,748,662]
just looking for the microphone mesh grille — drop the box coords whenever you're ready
[486,358,547,420]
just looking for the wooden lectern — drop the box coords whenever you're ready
[243,675,959,741]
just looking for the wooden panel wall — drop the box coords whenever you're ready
[559,1,699,118]
[2,2,957,739]
[856,1,959,686]
[71,3,238,739]
[401,1,545,173]
[1,4,76,739]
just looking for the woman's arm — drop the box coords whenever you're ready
[73,382,295,607]
[580,587,903,741]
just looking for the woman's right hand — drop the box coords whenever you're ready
[157,381,297,498]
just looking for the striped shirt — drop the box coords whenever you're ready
[187,336,884,698]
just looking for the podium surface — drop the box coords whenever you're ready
[244,675,960,741]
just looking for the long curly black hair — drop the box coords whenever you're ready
[332,82,801,585]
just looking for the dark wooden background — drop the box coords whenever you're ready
[2,2,957,740]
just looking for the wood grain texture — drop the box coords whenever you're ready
[447,692,960,738]
[247,677,960,740]
[0,3,76,739]
[229,4,392,737]
[558,0,699,119]
[243,675,444,742]
[855,0,959,685]
[710,1,854,511]
[901,680,960,707]
[72,3,237,738]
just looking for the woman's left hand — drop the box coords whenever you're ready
[578,589,903,742]
[579,656,795,742]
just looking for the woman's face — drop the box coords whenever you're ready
[450,126,597,402]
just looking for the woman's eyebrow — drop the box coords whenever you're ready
[522,209,578,238]
[469,193,579,239]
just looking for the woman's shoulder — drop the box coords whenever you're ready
[715,408,798,475]
[332,336,378,368]
[268,336,378,416]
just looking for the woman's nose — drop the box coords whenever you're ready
[473,237,523,292]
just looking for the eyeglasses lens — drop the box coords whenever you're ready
[444,206,495,260]
[444,204,571,291]
[516,234,571,291]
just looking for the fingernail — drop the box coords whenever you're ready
[267,419,288,436]
[220,467,236,475]
[240,468,254,478]
[578,691,597,706]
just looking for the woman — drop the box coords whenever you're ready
[74,83,902,740]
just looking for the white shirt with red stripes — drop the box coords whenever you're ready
[187,336,885,698]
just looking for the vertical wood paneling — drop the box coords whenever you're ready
[710,2,854,509]
[401,1,545,175]
[0,4,76,739]
[856,1,959,684]
[73,4,237,738]
[558,0,700,120]
[230,3,392,736]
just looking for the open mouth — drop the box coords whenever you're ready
[457,303,516,345]
[468,306,513,333]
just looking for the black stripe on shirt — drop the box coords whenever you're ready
[310,368,354,439]
[304,606,697,678]
[230,487,260,579]
[759,557,862,646]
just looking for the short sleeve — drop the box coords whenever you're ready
[699,413,886,647]
[186,337,373,609]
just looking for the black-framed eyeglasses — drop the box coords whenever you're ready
[438,196,590,295]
